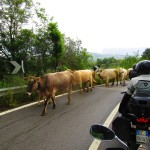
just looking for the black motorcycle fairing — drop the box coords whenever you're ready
[118,93,131,115]
[112,116,131,142]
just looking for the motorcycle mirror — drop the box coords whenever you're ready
[90,124,115,140]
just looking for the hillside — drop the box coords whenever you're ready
[89,52,126,60]
[89,48,145,60]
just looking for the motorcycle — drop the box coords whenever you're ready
[112,91,150,150]
[90,91,150,150]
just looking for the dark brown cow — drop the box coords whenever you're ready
[26,70,73,115]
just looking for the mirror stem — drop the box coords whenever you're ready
[115,136,128,149]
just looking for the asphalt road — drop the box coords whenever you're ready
[0,83,128,150]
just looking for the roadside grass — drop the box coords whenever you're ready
[0,75,26,88]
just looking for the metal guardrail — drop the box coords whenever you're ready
[0,85,27,97]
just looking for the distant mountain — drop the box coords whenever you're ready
[102,48,145,55]
[89,52,126,60]
[89,48,146,60]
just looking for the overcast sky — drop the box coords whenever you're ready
[34,0,150,55]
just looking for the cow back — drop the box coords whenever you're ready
[99,69,117,80]
[72,70,93,84]
[44,71,73,93]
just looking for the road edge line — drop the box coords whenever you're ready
[0,92,75,116]
[88,102,120,150]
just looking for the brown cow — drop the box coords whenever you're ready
[72,69,94,93]
[118,68,128,86]
[26,70,73,115]
[97,68,119,87]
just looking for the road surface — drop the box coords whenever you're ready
[0,84,128,150]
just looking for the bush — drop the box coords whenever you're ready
[0,92,37,112]
[0,75,26,88]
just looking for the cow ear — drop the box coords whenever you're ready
[30,78,35,82]
[99,69,102,72]
[35,77,40,83]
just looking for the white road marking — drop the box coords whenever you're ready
[0,101,39,116]
[88,103,120,150]
[0,93,68,116]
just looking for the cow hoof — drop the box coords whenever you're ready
[41,112,46,116]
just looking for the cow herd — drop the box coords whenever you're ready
[25,67,131,116]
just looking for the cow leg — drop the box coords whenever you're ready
[122,80,126,86]
[41,95,51,116]
[116,77,118,86]
[111,79,115,86]
[84,82,89,92]
[67,89,72,105]
[90,82,93,91]
[86,83,90,92]
[90,77,93,91]
[105,79,109,87]
[105,78,109,87]
[37,97,41,105]
[86,80,92,92]
[83,83,86,92]
[51,93,56,109]
[120,79,122,85]
[35,91,41,105]
[88,82,92,92]
[79,83,83,93]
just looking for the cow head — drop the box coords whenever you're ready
[96,69,103,79]
[26,77,40,96]
[118,68,124,77]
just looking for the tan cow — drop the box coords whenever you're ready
[118,68,128,86]
[72,69,94,93]
[97,68,119,87]
[26,70,73,115]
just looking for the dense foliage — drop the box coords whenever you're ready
[142,48,150,60]
[0,0,94,78]
[0,0,149,110]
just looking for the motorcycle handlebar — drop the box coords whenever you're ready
[121,91,127,94]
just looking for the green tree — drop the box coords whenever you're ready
[0,0,33,60]
[142,48,150,60]
[47,22,65,70]
[119,55,140,69]
[0,0,56,75]
[63,37,93,70]
[16,29,35,60]
[96,57,119,68]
